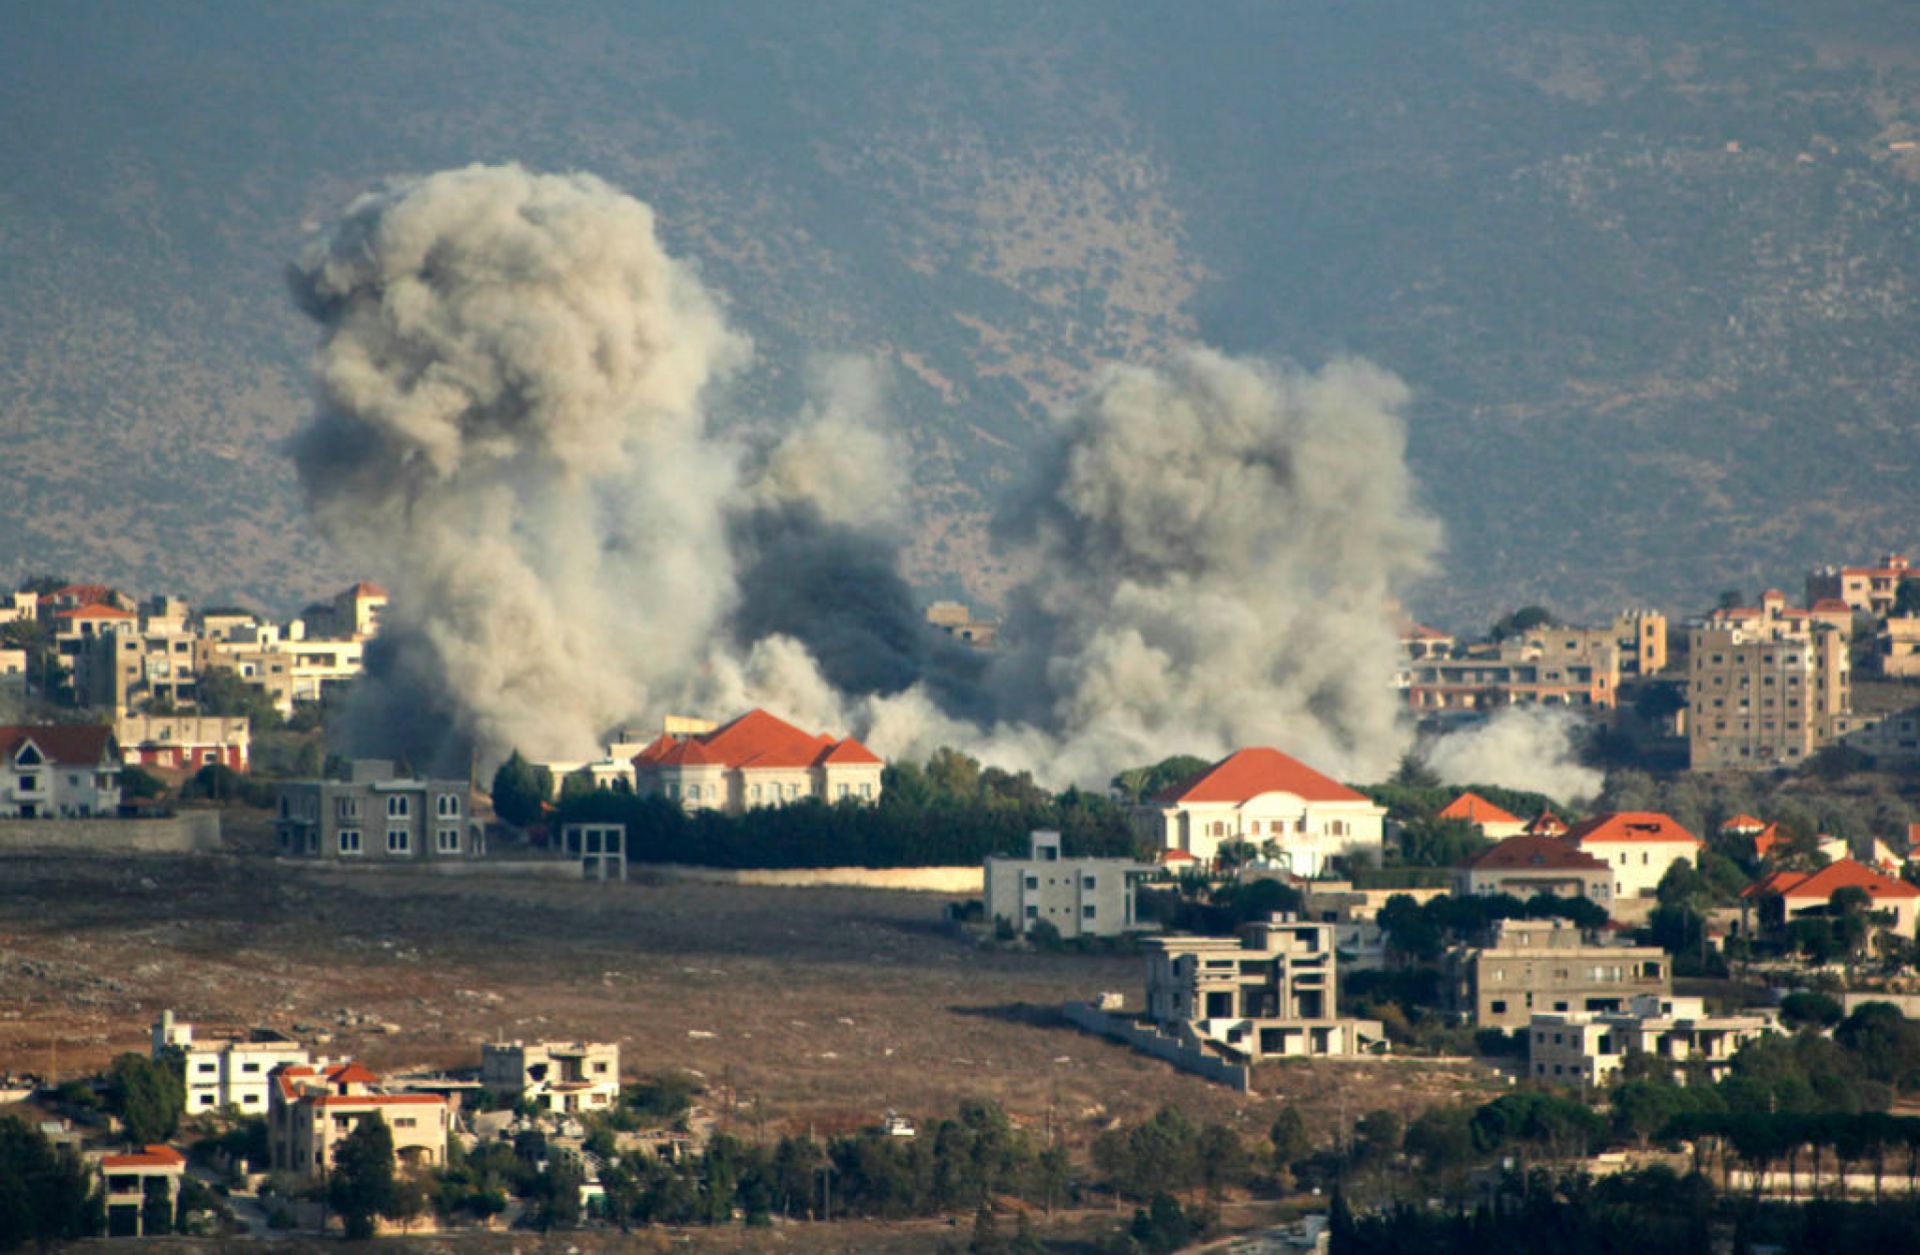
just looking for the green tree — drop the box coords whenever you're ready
[969,1203,1005,1254]
[1779,991,1844,1031]
[1894,578,1920,619]
[489,750,549,828]
[107,1053,184,1146]
[118,764,167,800]
[1195,1123,1248,1199]
[1269,1107,1311,1184]
[1109,754,1210,804]
[328,1111,396,1240]
[0,1117,102,1248]
[192,667,283,730]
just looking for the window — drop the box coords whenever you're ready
[394,1117,417,1129]
[242,1062,260,1073]
[386,795,410,819]
[837,784,850,799]
[750,784,761,802]
[1083,904,1097,919]
[1083,876,1096,890]
[338,828,362,854]
[1024,875,1039,890]
[1025,905,1037,919]
[197,1062,217,1074]
[387,827,410,854]
[860,782,873,799]
[17,774,36,792]
[1490,1000,1508,1015]
[337,796,360,820]
[437,828,460,854]
[436,794,460,818]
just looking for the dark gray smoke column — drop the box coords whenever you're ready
[288,164,747,768]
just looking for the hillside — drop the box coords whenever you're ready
[3,1,1919,626]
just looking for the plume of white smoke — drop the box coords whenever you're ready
[290,163,749,767]
[1417,705,1603,803]
[289,162,1595,798]
[853,349,1444,785]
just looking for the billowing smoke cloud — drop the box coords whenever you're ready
[1417,705,1603,804]
[290,162,1594,795]
[290,164,749,768]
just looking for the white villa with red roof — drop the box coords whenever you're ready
[631,708,884,814]
[269,1061,450,1181]
[1561,811,1703,899]
[1437,791,1528,840]
[0,724,122,818]
[1131,747,1386,875]
[1742,858,1920,942]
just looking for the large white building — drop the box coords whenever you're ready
[0,725,122,818]
[152,1009,309,1116]
[631,708,884,814]
[984,829,1157,939]
[1130,747,1385,874]
[1561,811,1704,900]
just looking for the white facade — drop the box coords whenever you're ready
[1577,838,1698,899]
[983,830,1156,939]
[1528,995,1778,1087]
[1131,748,1386,875]
[152,1009,310,1116]
[481,1040,621,1113]
[0,726,122,818]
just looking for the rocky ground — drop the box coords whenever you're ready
[0,846,1496,1155]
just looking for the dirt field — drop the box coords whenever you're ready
[0,848,1496,1153]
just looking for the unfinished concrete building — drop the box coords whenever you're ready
[1144,914,1385,1061]
[480,1040,621,1114]
[1448,917,1670,1030]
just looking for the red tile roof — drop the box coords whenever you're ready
[1438,792,1522,827]
[1563,811,1702,847]
[1751,823,1786,860]
[1810,598,1854,614]
[1153,747,1369,806]
[101,1145,187,1170]
[1461,835,1608,873]
[1742,858,1920,903]
[633,709,882,772]
[54,604,134,620]
[346,581,388,598]
[0,725,119,767]
[1720,813,1766,834]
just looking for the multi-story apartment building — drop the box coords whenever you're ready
[1144,914,1385,1059]
[1131,746,1386,874]
[631,708,884,813]
[1688,591,1857,771]
[0,725,122,818]
[151,1009,309,1116]
[274,760,484,861]
[1447,917,1670,1030]
[984,829,1156,939]
[1400,611,1665,712]
[480,1040,621,1114]
[1806,553,1912,618]
[115,713,251,772]
[268,1062,449,1180]
[1527,995,1777,1088]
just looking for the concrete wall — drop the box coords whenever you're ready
[638,863,981,893]
[0,812,221,853]
[1062,1001,1252,1092]
[280,857,582,880]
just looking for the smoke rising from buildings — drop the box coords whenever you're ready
[1416,705,1604,803]
[289,162,1598,794]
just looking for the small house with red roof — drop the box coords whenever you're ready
[1740,858,1920,941]
[1561,811,1704,900]
[99,1144,187,1237]
[1436,791,1527,840]
[0,725,121,818]
[631,708,884,814]
[269,1061,450,1181]
[1453,836,1613,908]
[1130,747,1385,875]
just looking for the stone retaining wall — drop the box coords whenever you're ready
[0,812,222,853]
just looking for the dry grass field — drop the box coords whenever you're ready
[0,846,1497,1160]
